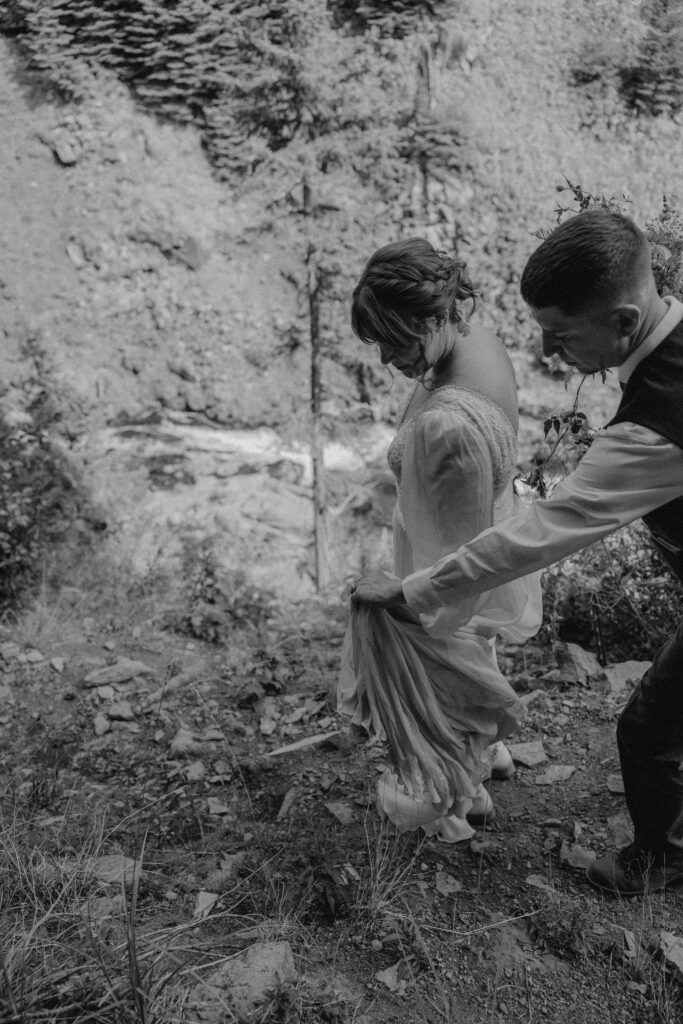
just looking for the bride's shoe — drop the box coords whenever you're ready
[466,784,496,827]
[485,742,515,781]
[376,769,474,842]
[375,769,442,832]
[422,812,475,844]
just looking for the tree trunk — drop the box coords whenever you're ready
[305,212,327,592]
[415,39,433,221]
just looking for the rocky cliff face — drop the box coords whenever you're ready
[0,39,344,597]
[0,40,313,438]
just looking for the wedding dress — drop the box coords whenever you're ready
[339,385,542,840]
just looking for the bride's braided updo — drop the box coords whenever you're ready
[351,237,477,357]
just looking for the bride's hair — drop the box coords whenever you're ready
[351,237,477,354]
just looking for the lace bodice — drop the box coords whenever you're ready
[387,385,518,495]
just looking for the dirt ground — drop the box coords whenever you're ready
[2,601,683,1022]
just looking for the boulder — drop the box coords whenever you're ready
[556,643,602,685]
[592,660,651,695]
[657,931,683,979]
[187,941,297,1021]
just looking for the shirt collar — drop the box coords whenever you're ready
[619,296,683,384]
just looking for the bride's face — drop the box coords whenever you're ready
[376,338,426,378]
[376,322,452,378]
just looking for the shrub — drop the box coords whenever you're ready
[168,539,275,643]
[541,521,682,662]
[0,414,84,612]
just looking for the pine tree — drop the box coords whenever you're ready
[622,0,683,116]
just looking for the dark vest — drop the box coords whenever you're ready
[608,317,683,579]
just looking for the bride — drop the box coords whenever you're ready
[339,237,542,842]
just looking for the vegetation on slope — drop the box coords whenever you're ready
[3,0,683,407]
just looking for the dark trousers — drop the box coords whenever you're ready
[617,614,683,860]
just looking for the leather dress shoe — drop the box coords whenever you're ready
[586,844,683,896]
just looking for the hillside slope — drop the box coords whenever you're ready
[2,0,680,438]
[0,0,681,596]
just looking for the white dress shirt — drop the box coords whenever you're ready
[403,297,683,636]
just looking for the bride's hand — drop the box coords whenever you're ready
[350,572,406,607]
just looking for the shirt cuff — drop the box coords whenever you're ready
[402,566,443,616]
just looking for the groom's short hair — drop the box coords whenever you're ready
[520,209,652,314]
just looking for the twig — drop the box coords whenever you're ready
[420,908,541,937]
[124,831,148,1024]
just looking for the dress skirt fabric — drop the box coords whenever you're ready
[338,386,543,831]
[339,604,522,811]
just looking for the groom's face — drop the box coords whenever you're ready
[532,304,636,374]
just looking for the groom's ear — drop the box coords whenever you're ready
[615,304,641,339]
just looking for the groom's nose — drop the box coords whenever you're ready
[541,332,562,358]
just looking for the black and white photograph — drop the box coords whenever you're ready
[1,2,683,1021]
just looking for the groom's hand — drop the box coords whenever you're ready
[350,572,407,607]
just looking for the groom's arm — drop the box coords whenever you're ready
[403,423,683,622]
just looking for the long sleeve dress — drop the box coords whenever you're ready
[339,385,543,838]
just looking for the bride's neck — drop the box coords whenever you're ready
[430,345,460,388]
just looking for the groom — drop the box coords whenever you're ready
[351,209,683,896]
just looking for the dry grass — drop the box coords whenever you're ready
[0,805,194,1023]
[355,809,424,933]
[2,547,683,1024]
[3,724,683,1024]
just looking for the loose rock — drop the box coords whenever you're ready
[92,855,142,884]
[169,726,200,756]
[93,713,110,736]
[657,931,683,978]
[592,660,651,695]
[556,643,602,685]
[324,800,354,826]
[185,760,206,782]
[187,941,297,1021]
[607,773,626,794]
[207,797,231,816]
[193,890,220,920]
[435,870,463,896]
[375,958,411,995]
[560,840,595,869]
[508,740,548,767]
[535,765,576,785]
[109,701,135,721]
[84,658,153,688]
